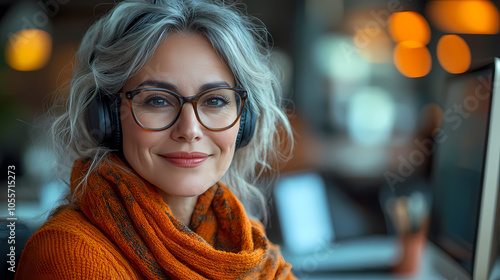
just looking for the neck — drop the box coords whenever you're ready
[159,193,199,227]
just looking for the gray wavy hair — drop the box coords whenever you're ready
[51,0,293,221]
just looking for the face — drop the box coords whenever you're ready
[120,33,239,198]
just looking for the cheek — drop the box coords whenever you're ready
[120,103,154,161]
[213,124,240,159]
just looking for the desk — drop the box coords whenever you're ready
[292,242,499,280]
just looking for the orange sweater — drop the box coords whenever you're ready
[16,209,143,279]
[16,155,295,279]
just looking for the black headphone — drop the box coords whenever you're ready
[87,90,256,150]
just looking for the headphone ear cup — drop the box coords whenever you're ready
[111,98,122,150]
[235,103,256,149]
[87,93,122,150]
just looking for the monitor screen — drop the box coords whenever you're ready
[429,59,500,279]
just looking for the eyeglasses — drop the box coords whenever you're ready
[124,87,247,131]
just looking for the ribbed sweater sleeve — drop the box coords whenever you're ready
[15,210,141,280]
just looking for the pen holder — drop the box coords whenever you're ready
[392,217,429,275]
[379,180,432,275]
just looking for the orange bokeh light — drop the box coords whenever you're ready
[437,35,471,74]
[6,29,52,71]
[393,41,432,78]
[426,0,499,34]
[389,11,431,44]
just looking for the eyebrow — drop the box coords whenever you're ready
[136,80,233,93]
[136,80,178,92]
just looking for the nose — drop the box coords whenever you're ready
[170,103,203,143]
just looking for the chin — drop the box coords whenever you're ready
[155,177,215,197]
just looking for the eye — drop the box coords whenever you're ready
[200,93,232,108]
[204,96,229,107]
[139,92,178,108]
[146,96,170,107]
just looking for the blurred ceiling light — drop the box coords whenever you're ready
[393,41,432,78]
[313,35,371,82]
[313,35,372,129]
[426,0,499,34]
[389,11,431,44]
[354,27,392,63]
[6,29,52,71]
[437,35,471,74]
[347,86,395,146]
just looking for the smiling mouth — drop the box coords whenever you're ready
[160,152,209,168]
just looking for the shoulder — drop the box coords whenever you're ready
[16,209,140,280]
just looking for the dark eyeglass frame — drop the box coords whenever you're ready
[124,87,248,131]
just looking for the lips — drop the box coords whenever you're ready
[160,152,209,168]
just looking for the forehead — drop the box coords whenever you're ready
[151,33,222,64]
[126,33,235,91]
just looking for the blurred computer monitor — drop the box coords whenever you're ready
[429,57,500,280]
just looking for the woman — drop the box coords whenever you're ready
[16,0,295,279]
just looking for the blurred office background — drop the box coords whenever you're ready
[1,0,500,277]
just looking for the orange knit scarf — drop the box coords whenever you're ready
[70,154,294,279]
